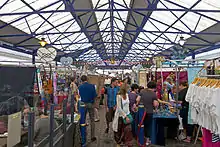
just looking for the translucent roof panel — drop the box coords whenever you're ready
[92,0,131,55]
[134,0,220,56]
[78,49,102,62]
[0,0,93,52]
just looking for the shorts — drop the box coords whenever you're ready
[106,108,115,123]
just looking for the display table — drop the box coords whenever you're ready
[151,113,178,146]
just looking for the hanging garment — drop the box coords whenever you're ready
[186,68,205,125]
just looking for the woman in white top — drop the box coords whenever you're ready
[113,84,133,147]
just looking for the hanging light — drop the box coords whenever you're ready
[179,36,186,46]
[110,56,115,64]
[39,38,47,47]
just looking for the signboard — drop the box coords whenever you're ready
[7,112,21,147]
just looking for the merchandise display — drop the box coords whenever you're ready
[187,77,220,146]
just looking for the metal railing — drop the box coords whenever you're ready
[27,97,76,147]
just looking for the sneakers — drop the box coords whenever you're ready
[91,137,97,142]
[95,119,100,122]
[105,128,109,133]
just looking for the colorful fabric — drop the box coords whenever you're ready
[114,117,133,146]
[70,82,78,95]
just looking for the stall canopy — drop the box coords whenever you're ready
[0,0,220,68]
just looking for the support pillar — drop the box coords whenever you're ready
[49,104,55,147]
[28,112,35,147]
[192,50,195,65]
[32,50,36,65]
[62,99,67,147]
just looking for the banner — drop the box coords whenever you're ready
[156,71,188,82]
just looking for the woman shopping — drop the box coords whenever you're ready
[112,85,133,147]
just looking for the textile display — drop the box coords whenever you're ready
[187,68,206,125]
[156,71,188,82]
[0,66,36,106]
[156,71,187,99]
[53,72,58,104]
[186,75,220,145]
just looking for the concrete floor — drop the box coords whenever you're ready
[85,106,202,147]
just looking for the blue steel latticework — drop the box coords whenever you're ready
[0,0,220,67]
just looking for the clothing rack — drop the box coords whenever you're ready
[194,74,220,144]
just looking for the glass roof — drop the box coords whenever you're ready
[0,0,92,55]
[125,0,220,61]
[92,0,130,56]
[0,0,219,66]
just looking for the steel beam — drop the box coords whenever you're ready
[1,8,220,16]
[1,30,220,38]
[119,0,159,64]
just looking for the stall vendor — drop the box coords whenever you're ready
[164,77,174,92]
[178,81,194,143]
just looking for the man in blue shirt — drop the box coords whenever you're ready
[104,77,119,133]
[78,75,97,142]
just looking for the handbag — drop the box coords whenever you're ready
[123,113,133,124]
[121,97,133,124]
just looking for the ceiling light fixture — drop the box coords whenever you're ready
[110,56,115,64]
[179,36,186,46]
[39,38,47,47]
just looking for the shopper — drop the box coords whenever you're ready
[78,75,97,142]
[94,85,100,122]
[105,77,120,133]
[128,83,140,137]
[138,86,144,94]
[139,81,159,146]
[70,77,78,102]
[99,87,105,105]
[123,77,132,92]
[113,85,133,147]
[178,81,193,143]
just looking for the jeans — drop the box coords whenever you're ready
[180,107,193,137]
[144,113,153,138]
[84,103,95,138]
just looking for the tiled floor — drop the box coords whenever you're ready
[86,107,202,147]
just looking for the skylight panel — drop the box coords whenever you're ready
[0,0,32,22]
[92,0,108,8]
[29,0,61,10]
